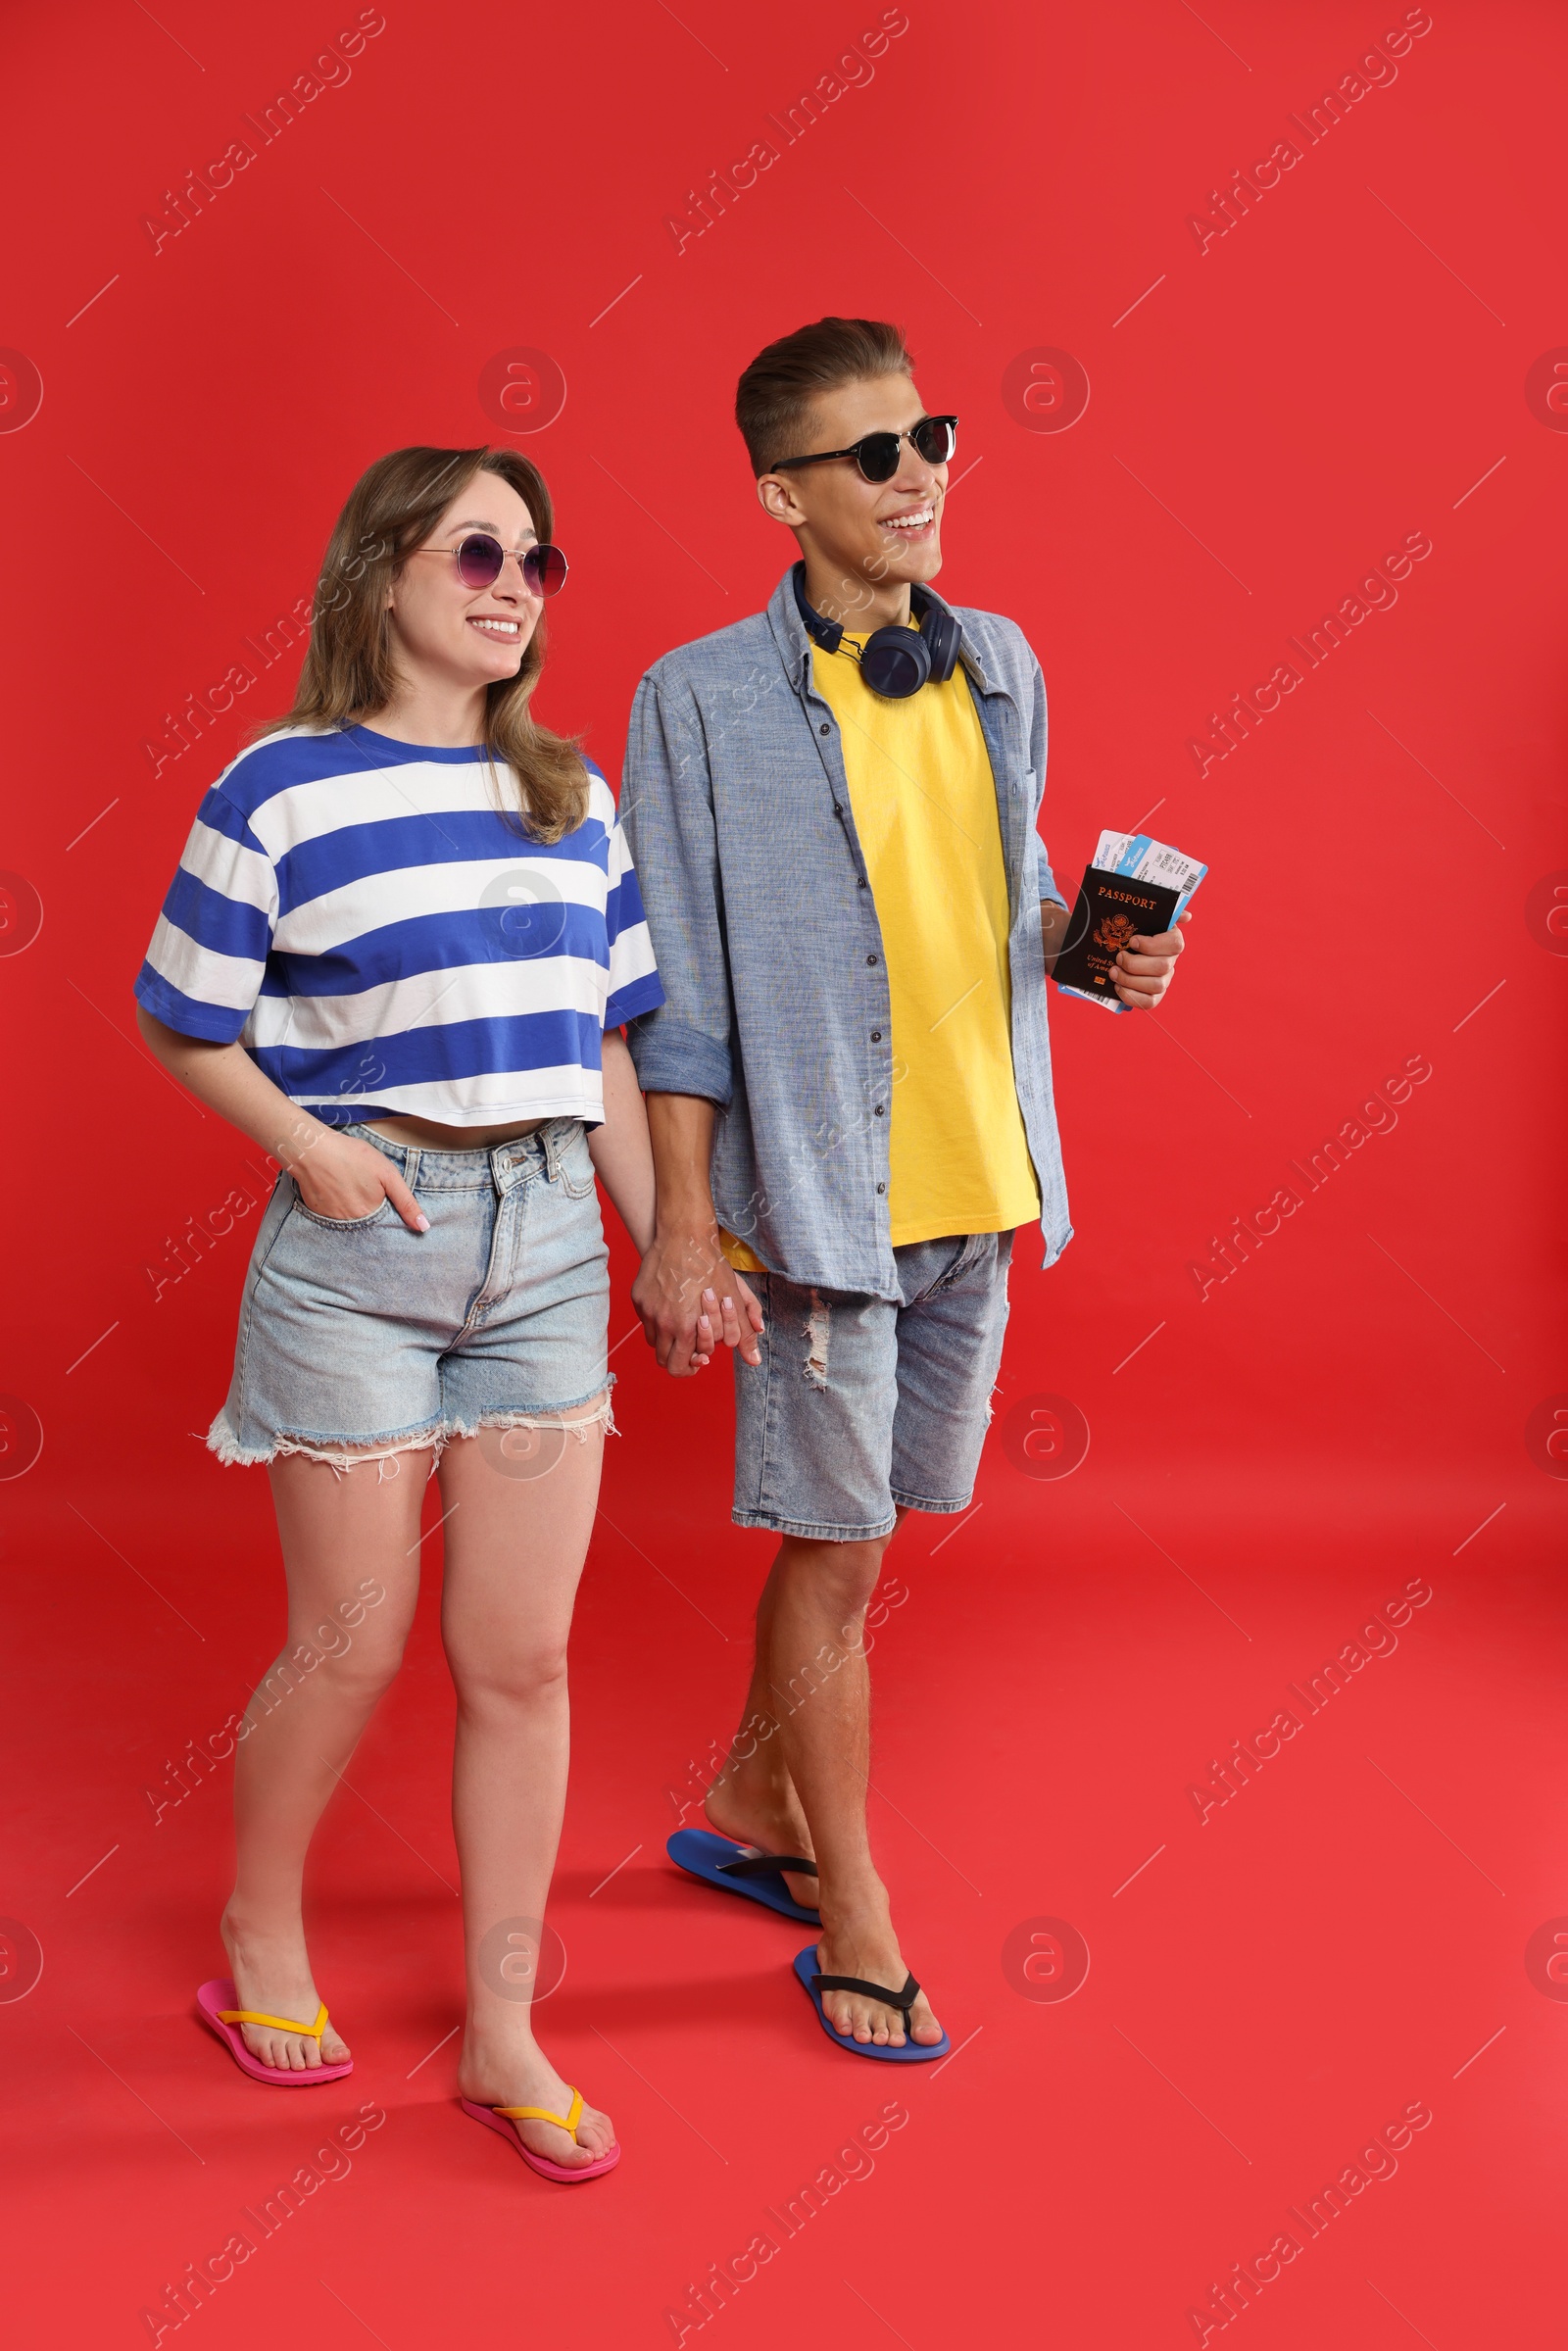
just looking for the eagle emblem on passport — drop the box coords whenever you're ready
[1092,909,1137,953]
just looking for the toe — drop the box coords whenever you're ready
[524,2120,591,2168]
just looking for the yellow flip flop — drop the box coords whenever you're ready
[461,2087,620,2181]
[197,1977,353,2085]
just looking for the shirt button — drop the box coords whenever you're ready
[870,1029,882,1042]
[866,954,878,965]
[819,722,831,736]
[858,877,867,889]
[876,1182,886,1195]
[833,803,844,817]
[874,1103,885,1115]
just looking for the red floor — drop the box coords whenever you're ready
[5,1303,1561,2349]
[4,3,1566,2339]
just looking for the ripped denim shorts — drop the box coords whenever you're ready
[209,1119,613,1474]
[732,1229,1013,1543]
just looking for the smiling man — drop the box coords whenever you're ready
[623,317,1188,2060]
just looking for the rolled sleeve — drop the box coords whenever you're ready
[625,1010,733,1103]
[618,669,735,1104]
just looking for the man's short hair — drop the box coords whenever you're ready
[735,317,914,475]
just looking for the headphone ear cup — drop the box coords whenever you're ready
[858,624,931,699]
[920,603,962,684]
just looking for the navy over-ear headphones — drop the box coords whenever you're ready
[792,563,962,699]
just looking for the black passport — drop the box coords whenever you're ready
[1051,865,1181,1002]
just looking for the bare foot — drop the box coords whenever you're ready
[220,1908,351,2072]
[812,1902,943,2049]
[704,1779,819,1915]
[458,2030,614,2172]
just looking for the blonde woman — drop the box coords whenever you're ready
[135,446,733,2178]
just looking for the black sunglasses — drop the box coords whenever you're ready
[770,415,957,483]
[412,533,568,596]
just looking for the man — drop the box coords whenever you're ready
[624,317,1188,2056]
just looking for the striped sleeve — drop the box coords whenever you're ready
[134,784,278,1043]
[603,806,664,1031]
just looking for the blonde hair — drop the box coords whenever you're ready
[255,444,588,844]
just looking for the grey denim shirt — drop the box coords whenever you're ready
[621,566,1074,1300]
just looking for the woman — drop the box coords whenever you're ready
[135,445,733,2180]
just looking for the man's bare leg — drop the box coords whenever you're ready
[705,1527,940,2048]
[703,1548,815,1892]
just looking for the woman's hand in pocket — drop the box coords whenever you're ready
[291,1130,428,1231]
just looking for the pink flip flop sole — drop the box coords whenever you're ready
[461,2096,620,2182]
[196,1978,354,2086]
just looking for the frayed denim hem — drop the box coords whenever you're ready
[205,1391,617,1481]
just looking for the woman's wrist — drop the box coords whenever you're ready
[270,1109,335,1176]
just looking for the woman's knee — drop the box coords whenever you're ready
[282,1609,411,1699]
[450,1638,570,1710]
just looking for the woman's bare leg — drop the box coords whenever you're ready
[220,1445,426,2070]
[444,1403,613,2170]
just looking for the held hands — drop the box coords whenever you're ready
[632,1228,764,1378]
[1111,908,1192,1009]
[284,1125,428,1232]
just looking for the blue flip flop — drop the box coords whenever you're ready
[792,1945,952,2063]
[666,1830,821,1924]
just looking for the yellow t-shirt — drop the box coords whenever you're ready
[721,625,1039,1267]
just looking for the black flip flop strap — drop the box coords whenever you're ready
[714,1853,818,1881]
[810,1970,919,2018]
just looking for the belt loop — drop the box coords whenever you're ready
[541,1119,564,1184]
[402,1145,421,1195]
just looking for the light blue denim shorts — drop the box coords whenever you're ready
[732,1230,1013,1542]
[209,1119,612,1471]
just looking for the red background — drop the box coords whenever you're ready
[2,1,1564,2344]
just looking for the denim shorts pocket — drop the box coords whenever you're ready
[555,1128,598,1200]
[292,1194,398,1231]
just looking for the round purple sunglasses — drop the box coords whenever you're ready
[414,533,568,597]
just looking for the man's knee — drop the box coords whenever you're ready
[784,1531,891,1613]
